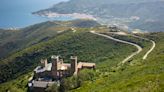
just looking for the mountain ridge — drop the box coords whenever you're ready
[34,0,164,32]
[0,20,99,59]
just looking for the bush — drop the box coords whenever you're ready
[45,83,59,92]
[78,69,96,81]
[59,69,96,92]
[60,76,80,92]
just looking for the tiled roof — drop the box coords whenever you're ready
[34,60,95,74]
[77,62,96,69]
[32,81,55,88]
[62,63,71,67]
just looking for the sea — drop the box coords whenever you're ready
[0,0,72,29]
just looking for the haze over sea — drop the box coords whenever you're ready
[0,0,70,29]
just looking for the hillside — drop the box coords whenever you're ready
[0,20,99,59]
[0,27,138,91]
[71,32,164,92]
[0,20,163,92]
[34,0,164,32]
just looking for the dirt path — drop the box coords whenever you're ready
[90,31,142,64]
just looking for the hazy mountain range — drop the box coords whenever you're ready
[34,0,164,32]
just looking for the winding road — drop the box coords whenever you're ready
[143,40,156,60]
[90,31,142,64]
[90,31,156,65]
[130,34,156,60]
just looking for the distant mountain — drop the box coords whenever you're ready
[34,0,164,32]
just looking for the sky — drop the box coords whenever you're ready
[0,0,69,11]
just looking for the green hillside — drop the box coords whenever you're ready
[0,27,137,91]
[71,32,164,92]
[0,20,163,92]
[0,20,99,59]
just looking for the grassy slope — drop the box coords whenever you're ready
[105,33,153,64]
[0,29,136,92]
[1,21,162,92]
[0,20,100,59]
[0,22,65,59]
[71,32,164,92]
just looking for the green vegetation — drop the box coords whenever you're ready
[45,69,96,92]
[0,26,136,92]
[60,69,96,92]
[71,32,164,92]
[46,83,59,92]
[0,72,32,92]
[104,33,153,64]
[0,20,99,59]
[0,20,163,92]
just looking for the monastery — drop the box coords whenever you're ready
[28,55,96,92]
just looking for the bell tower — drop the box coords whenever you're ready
[51,55,60,79]
[70,56,78,75]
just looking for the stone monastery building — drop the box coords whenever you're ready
[29,55,96,91]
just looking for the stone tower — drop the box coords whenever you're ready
[70,56,78,75]
[40,59,47,67]
[51,55,60,79]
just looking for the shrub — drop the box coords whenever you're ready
[45,83,59,92]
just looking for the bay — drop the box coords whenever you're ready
[0,0,71,28]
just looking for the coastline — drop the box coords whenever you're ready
[34,12,97,20]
